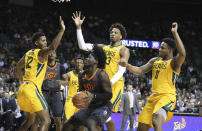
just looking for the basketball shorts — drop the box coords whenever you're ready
[110,80,124,112]
[17,82,48,114]
[138,93,176,128]
[69,102,112,127]
[42,91,63,117]
[64,96,79,120]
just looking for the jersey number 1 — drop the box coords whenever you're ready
[155,70,160,79]
[26,56,33,69]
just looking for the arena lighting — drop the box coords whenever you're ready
[120,39,161,49]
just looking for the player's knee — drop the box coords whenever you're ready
[41,116,51,125]
[152,114,163,127]
[86,119,97,131]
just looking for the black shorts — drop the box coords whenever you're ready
[42,91,63,117]
[69,103,112,127]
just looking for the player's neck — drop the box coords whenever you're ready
[110,41,120,47]
[48,60,56,66]
[74,69,80,75]
[162,55,173,60]
[86,66,97,77]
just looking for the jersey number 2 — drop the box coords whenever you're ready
[26,56,33,69]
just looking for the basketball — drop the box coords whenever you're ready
[72,91,89,109]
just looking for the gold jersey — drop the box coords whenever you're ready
[152,58,179,94]
[23,49,47,89]
[68,71,79,97]
[103,45,124,81]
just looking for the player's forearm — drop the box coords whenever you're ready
[93,92,112,101]
[126,64,142,75]
[77,29,93,51]
[60,80,68,86]
[49,29,65,51]
[172,32,186,57]
[110,66,126,85]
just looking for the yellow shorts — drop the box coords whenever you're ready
[17,83,48,114]
[65,96,79,120]
[110,80,124,112]
[138,93,176,128]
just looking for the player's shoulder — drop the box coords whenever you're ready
[150,57,160,63]
[98,69,109,79]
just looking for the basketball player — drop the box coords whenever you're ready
[72,11,130,130]
[119,22,186,131]
[62,45,112,131]
[41,50,66,131]
[16,16,65,131]
[61,56,84,121]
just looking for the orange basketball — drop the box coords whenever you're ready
[72,91,89,109]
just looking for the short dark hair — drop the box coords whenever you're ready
[109,23,127,39]
[75,54,83,60]
[162,38,176,50]
[32,32,45,44]
[92,45,106,69]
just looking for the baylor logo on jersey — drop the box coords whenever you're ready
[153,63,167,70]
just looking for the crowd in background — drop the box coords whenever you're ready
[0,4,202,130]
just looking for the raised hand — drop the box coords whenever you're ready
[60,16,65,31]
[171,22,178,33]
[72,11,85,29]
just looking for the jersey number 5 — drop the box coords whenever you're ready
[106,57,111,65]
[26,56,33,69]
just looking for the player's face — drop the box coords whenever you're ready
[110,28,122,43]
[159,42,169,58]
[36,36,47,49]
[75,59,84,71]
[48,51,56,60]
[84,54,97,67]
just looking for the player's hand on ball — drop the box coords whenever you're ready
[118,59,128,67]
[171,22,178,33]
[72,11,85,29]
[60,16,65,31]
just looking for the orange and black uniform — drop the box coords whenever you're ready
[68,69,112,126]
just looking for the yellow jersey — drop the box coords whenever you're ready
[23,49,48,90]
[103,45,124,81]
[68,71,79,97]
[152,58,179,94]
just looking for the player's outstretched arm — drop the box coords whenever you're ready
[16,55,25,84]
[38,16,65,63]
[72,11,103,51]
[171,22,186,73]
[119,57,158,75]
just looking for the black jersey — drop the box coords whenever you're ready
[80,68,110,108]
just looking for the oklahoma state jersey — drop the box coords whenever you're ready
[68,71,79,97]
[152,58,179,94]
[23,49,47,90]
[103,45,124,81]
